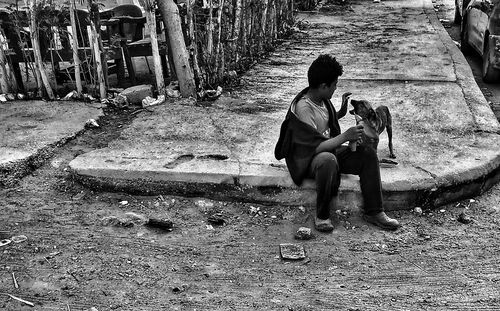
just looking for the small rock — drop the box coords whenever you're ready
[294,227,313,240]
[125,212,148,225]
[457,212,472,224]
[414,207,423,215]
[119,84,153,105]
[439,209,445,213]
[207,213,225,226]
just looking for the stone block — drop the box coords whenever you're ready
[120,85,154,105]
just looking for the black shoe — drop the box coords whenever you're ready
[315,217,334,232]
[363,212,400,230]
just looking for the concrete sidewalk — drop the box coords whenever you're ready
[5,0,500,210]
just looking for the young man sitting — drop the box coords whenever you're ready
[274,54,400,232]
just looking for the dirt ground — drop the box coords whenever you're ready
[2,1,500,311]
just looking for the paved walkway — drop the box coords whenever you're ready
[2,0,500,210]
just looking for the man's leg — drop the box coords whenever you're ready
[309,152,340,231]
[336,145,400,230]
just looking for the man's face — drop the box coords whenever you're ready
[320,79,338,99]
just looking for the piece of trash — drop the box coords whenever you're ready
[172,284,189,293]
[249,206,260,215]
[439,209,446,213]
[279,243,306,260]
[294,227,313,240]
[17,93,26,100]
[125,212,148,225]
[206,224,214,230]
[414,207,423,215]
[11,235,27,243]
[271,215,277,219]
[6,93,15,101]
[6,294,34,307]
[142,94,165,107]
[62,90,78,100]
[298,206,306,213]
[147,218,173,230]
[207,213,225,226]
[195,200,214,208]
[457,212,472,224]
[12,272,18,288]
[0,94,7,102]
[85,119,99,128]
[166,88,181,98]
[469,199,476,203]
[0,239,11,247]
[439,19,450,23]
[120,200,128,205]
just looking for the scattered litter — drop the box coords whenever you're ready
[249,206,260,216]
[457,212,472,224]
[294,227,313,240]
[46,251,61,259]
[62,90,79,100]
[119,200,129,205]
[0,94,7,102]
[142,95,165,107]
[12,272,18,288]
[207,213,225,226]
[166,88,181,98]
[147,218,173,231]
[199,86,223,101]
[195,200,214,208]
[171,284,189,293]
[112,94,129,108]
[11,235,27,243]
[279,243,306,260]
[85,119,99,128]
[6,294,34,307]
[0,239,11,247]
[124,212,148,225]
[100,216,134,228]
[414,207,423,215]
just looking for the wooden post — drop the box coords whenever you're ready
[157,0,196,98]
[25,0,55,99]
[70,0,83,94]
[139,0,165,94]
[88,0,106,99]
[0,40,11,93]
[186,0,204,87]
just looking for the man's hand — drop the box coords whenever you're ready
[338,92,352,119]
[344,124,364,143]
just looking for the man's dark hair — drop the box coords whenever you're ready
[307,54,343,89]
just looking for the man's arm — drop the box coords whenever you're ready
[315,124,364,153]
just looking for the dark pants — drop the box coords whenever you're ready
[308,145,383,219]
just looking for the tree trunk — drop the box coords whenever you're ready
[215,0,225,80]
[26,0,55,99]
[0,42,11,93]
[88,0,106,99]
[141,0,165,95]
[186,0,204,87]
[231,0,242,63]
[157,0,196,98]
[260,0,269,51]
[70,0,83,94]
[207,0,214,61]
